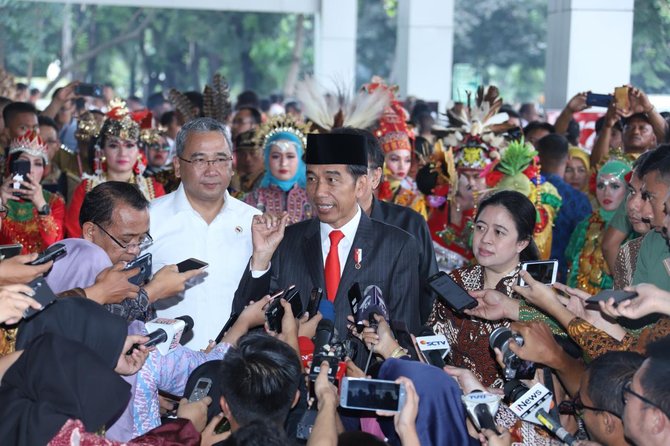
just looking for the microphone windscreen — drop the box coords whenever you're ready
[176,315,195,333]
[318,299,335,322]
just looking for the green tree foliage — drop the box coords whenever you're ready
[452,0,547,103]
[631,0,670,93]
[0,2,314,99]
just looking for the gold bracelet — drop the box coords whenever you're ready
[390,346,407,359]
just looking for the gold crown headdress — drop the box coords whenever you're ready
[253,114,312,152]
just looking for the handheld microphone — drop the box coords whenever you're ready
[461,391,501,432]
[535,408,577,445]
[416,326,450,367]
[506,381,575,444]
[313,319,334,356]
[356,285,388,330]
[127,316,194,356]
[309,319,346,385]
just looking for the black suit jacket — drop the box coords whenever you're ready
[369,197,438,323]
[233,211,421,337]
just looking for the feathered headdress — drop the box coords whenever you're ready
[0,67,15,98]
[439,85,511,171]
[169,73,232,125]
[295,76,390,132]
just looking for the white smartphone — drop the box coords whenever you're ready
[519,259,558,287]
[339,378,406,412]
[188,377,212,402]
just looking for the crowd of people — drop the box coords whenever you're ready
[0,70,669,446]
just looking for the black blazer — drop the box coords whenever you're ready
[233,211,421,337]
[369,197,438,323]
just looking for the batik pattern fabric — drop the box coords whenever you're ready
[613,236,643,290]
[130,323,231,437]
[567,316,670,360]
[244,183,312,224]
[428,264,518,388]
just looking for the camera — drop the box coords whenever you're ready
[489,327,536,380]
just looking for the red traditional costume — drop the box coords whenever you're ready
[64,102,165,238]
[0,132,65,254]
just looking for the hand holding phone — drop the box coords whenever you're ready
[340,378,406,412]
[0,244,23,260]
[614,86,630,111]
[585,92,613,108]
[29,243,66,266]
[74,83,104,98]
[177,258,208,273]
[586,289,638,305]
[22,278,57,319]
[124,253,152,286]
[188,377,212,402]
[519,260,558,287]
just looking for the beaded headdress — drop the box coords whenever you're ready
[99,99,141,142]
[361,77,413,154]
[9,130,49,164]
[253,114,311,153]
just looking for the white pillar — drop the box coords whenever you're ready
[314,0,357,89]
[545,0,634,109]
[395,0,454,110]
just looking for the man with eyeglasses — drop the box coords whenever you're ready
[148,117,261,349]
[563,351,643,446]
[79,181,203,322]
[621,336,670,446]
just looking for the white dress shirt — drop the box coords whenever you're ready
[148,184,261,349]
[319,206,362,274]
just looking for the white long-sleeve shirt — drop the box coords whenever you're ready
[148,184,260,349]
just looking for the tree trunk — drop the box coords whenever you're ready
[61,3,73,79]
[86,6,98,83]
[189,41,200,91]
[283,14,305,98]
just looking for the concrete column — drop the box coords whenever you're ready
[395,0,454,110]
[314,0,357,89]
[545,0,634,109]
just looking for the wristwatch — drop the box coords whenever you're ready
[37,204,51,216]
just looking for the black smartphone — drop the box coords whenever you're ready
[347,283,363,316]
[283,287,303,318]
[306,287,323,319]
[176,258,208,273]
[23,277,58,319]
[11,159,31,191]
[29,243,66,266]
[265,297,284,333]
[586,289,638,305]
[124,253,152,286]
[75,83,104,98]
[428,271,478,313]
[0,244,22,260]
[586,92,613,108]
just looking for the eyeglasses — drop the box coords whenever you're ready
[559,392,618,418]
[93,222,153,252]
[178,156,232,170]
[622,380,666,415]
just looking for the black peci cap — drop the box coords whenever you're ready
[305,133,367,166]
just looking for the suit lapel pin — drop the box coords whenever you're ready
[354,248,362,269]
[235,226,243,233]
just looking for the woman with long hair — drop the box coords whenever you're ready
[428,190,541,387]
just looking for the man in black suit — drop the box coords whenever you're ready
[233,133,421,338]
[332,127,439,323]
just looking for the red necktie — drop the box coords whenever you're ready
[325,230,345,302]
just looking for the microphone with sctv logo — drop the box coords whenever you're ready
[126,316,194,356]
[415,326,450,368]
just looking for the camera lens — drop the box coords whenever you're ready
[503,379,529,403]
[489,326,513,351]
